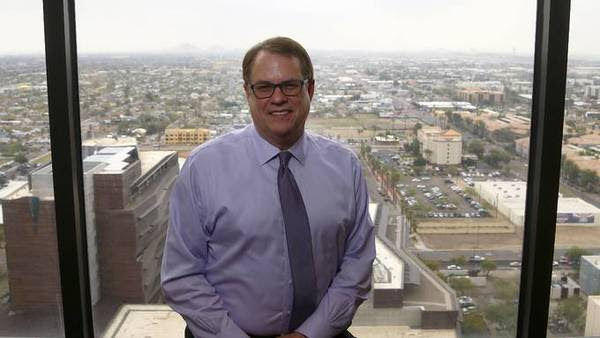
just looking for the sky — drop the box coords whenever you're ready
[1,0,599,57]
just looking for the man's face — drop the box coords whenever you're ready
[244,50,314,149]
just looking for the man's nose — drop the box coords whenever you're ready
[270,86,287,103]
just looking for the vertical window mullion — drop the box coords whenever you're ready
[42,0,94,336]
[517,0,571,336]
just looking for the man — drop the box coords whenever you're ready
[161,37,375,338]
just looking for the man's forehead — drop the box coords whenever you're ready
[249,50,303,81]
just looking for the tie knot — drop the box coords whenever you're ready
[279,151,292,169]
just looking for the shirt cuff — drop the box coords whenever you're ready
[294,316,341,338]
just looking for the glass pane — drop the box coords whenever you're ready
[547,1,600,336]
[75,0,536,336]
[0,1,65,337]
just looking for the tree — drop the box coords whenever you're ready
[484,302,517,334]
[579,169,600,193]
[424,260,440,272]
[412,122,422,134]
[14,152,28,164]
[480,260,497,277]
[449,277,474,296]
[554,297,585,332]
[468,140,485,158]
[462,313,488,336]
[474,120,487,137]
[484,148,511,169]
[493,278,519,302]
[492,128,517,143]
[450,256,467,266]
[413,156,427,167]
[565,246,591,268]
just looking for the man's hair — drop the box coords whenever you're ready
[242,36,314,84]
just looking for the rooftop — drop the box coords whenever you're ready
[582,255,600,268]
[373,237,404,289]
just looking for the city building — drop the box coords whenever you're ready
[474,181,600,226]
[373,237,404,308]
[164,128,211,145]
[2,145,178,311]
[417,127,462,165]
[580,256,600,296]
[549,273,580,299]
[585,85,600,99]
[457,89,505,106]
[585,296,600,337]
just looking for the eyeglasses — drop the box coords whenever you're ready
[249,79,309,99]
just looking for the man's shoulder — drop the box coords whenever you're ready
[186,127,250,163]
[306,131,358,160]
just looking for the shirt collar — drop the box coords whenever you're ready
[248,124,307,166]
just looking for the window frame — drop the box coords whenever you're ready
[39,0,572,337]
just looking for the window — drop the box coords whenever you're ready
[0,0,584,336]
[547,1,600,336]
[0,1,65,336]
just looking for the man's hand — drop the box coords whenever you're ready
[279,332,307,338]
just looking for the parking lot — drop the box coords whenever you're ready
[397,172,498,220]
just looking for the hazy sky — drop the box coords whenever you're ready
[1,0,599,57]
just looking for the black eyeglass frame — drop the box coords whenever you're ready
[249,79,312,99]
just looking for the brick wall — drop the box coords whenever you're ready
[3,197,61,311]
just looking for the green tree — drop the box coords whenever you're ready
[412,122,422,134]
[554,298,585,332]
[579,169,599,193]
[462,313,488,336]
[449,277,474,296]
[492,128,517,143]
[424,260,440,272]
[14,152,28,164]
[413,156,427,167]
[565,246,591,268]
[468,140,485,158]
[493,278,519,302]
[484,148,511,169]
[480,260,497,277]
[450,256,467,266]
[474,120,487,137]
[484,302,517,334]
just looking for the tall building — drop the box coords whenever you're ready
[417,127,462,165]
[580,256,600,296]
[2,144,178,310]
[164,128,211,145]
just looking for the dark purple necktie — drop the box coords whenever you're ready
[277,151,318,331]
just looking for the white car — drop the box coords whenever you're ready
[509,261,521,267]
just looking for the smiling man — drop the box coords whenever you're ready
[161,37,375,338]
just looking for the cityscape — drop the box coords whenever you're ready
[1,50,600,337]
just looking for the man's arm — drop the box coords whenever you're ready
[295,156,376,338]
[161,161,248,338]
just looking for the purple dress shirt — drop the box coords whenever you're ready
[161,124,375,338]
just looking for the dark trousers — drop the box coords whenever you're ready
[184,325,356,338]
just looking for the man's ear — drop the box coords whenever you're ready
[307,80,315,101]
[243,83,251,100]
